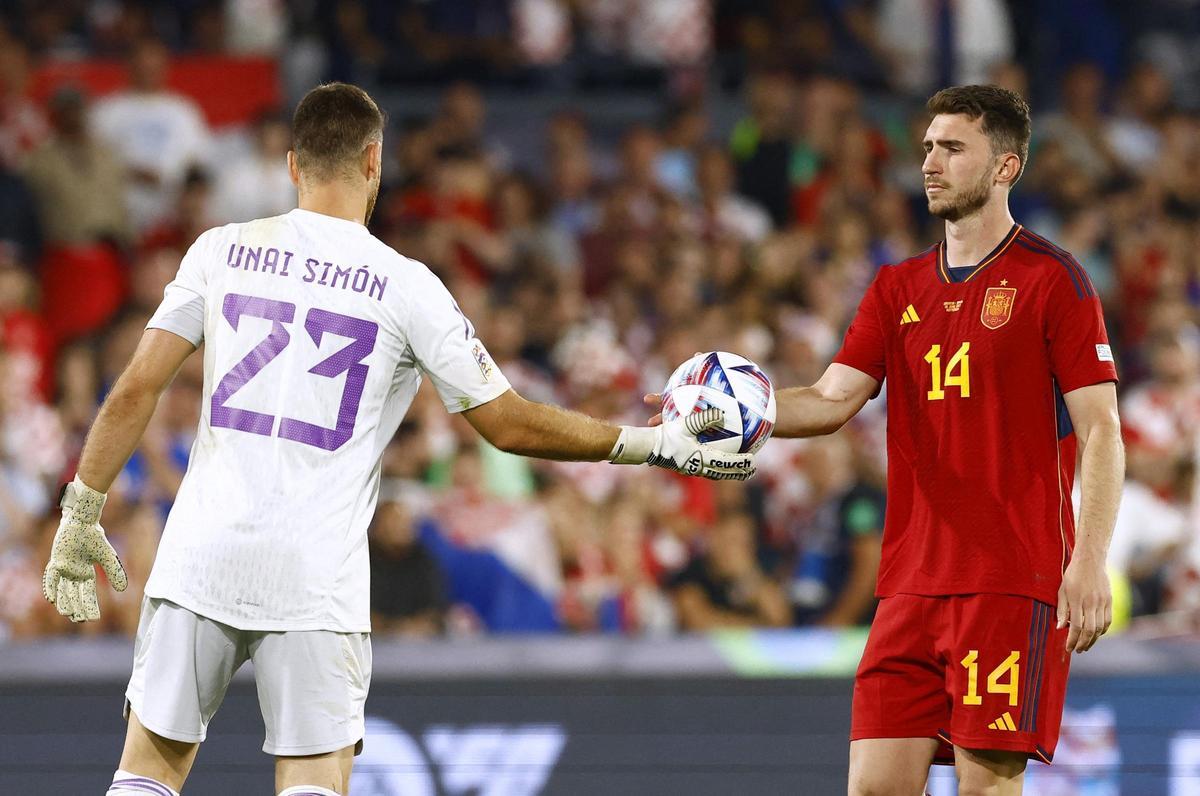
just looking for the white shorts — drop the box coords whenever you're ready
[124,597,372,756]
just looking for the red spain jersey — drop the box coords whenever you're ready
[833,224,1118,605]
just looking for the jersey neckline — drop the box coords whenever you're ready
[287,207,371,233]
[935,223,1022,285]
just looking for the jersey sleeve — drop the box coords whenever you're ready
[146,229,212,347]
[405,268,511,413]
[1045,265,1118,394]
[832,270,887,383]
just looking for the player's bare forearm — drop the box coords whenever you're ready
[76,330,198,491]
[1065,383,1125,564]
[773,363,879,438]
[463,389,620,461]
[77,387,164,492]
[1073,419,1124,564]
[775,386,856,437]
[499,400,619,460]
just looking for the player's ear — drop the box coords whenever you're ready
[363,140,382,182]
[996,152,1021,187]
[286,150,300,188]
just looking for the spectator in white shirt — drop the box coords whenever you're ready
[1106,62,1173,171]
[212,114,296,223]
[91,38,212,233]
[876,0,1014,96]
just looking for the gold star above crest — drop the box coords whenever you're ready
[1000,279,1008,286]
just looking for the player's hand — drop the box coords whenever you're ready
[42,476,128,623]
[609,408,756,481]
[650,409,756,481]
[643,393,663,427]
[645,352,704,427]
[1056,556,1111,654]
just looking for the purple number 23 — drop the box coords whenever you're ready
[210,293,378,451]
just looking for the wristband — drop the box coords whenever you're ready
[61,475,107,525]
[608,425,656,465]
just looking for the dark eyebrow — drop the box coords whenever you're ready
[923,138,967,149]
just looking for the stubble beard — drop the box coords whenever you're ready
[928,168,994,222]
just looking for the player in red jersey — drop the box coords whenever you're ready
[778,85,1123,794]
[647,85,1123,793]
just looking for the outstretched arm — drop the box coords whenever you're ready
[773,363,880,438]
[463,389,755,480]
[462,388,619,460]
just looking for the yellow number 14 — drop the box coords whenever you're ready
[925,342,971,400]
[961,650,1020,707]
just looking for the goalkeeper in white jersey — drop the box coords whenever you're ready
[41,82,755,796]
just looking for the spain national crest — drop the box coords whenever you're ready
[981,287,1016,329]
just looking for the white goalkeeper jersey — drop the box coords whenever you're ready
[142,208,509,632]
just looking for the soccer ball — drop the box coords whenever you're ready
[661,351,776,454]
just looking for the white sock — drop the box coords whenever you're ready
[278,787,339,796]
[108,769,180,796]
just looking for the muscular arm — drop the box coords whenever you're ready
[774,363,880,438]
[462,388,620,460]
[76,330,198,491]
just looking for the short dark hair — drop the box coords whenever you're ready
[292,83,385,181]
[927,84,1031,183]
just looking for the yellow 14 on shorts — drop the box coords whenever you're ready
[961,650,1020,707]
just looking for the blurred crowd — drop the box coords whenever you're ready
[0,0,1198,641]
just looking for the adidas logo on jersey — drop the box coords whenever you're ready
[900,305,921,325]
[988,712,1018,732]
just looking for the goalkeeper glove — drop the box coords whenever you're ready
[608,408,756,481]
[42,475,127,622]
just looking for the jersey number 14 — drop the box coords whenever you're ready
[924,343,970,400]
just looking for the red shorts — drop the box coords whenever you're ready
[851,593,1070,764]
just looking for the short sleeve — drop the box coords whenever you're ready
[1045,266,1118,394]
[833,271,887,383]
[146,230,211,347]
[406,269,511,413]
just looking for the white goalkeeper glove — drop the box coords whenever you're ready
[42,475,127,623]
[608,408,756,481]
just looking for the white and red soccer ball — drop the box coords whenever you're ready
[661,351,776,454]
